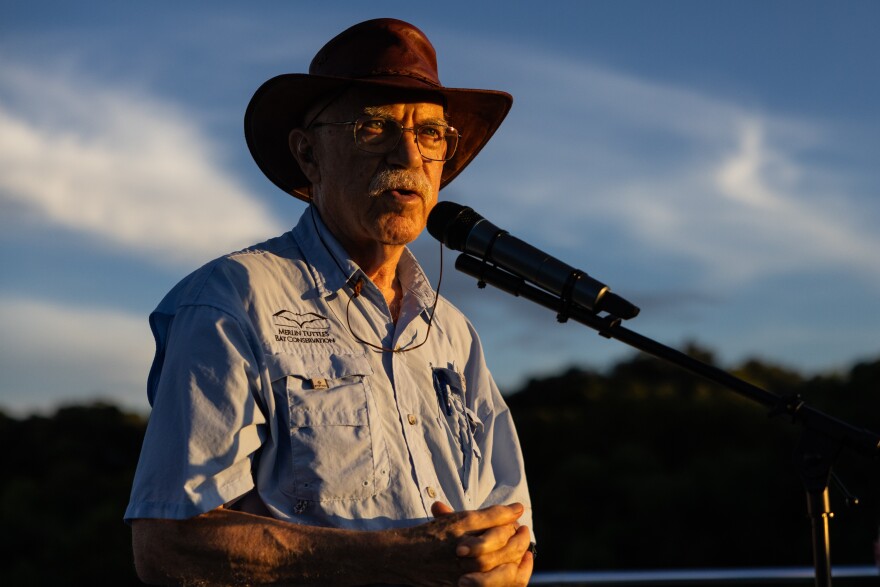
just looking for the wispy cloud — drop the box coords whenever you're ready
[584,116,880,288]
[712,120,880,276]
[0,62,286,267]
[445,40,880,291]
[0,296,153,415]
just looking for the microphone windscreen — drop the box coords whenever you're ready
[427,201,482,251]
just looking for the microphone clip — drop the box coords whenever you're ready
[557,269,585,323]
[475,228,508,289]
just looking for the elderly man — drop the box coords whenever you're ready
[126,18,534,586]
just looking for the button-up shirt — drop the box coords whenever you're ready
[125,206,533,534]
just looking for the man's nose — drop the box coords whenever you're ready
[386,128,424,169]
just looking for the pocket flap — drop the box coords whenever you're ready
[266,351,374,382]
[268,352,374,427]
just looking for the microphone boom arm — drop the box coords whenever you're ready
[455,252,880,455]
[455,251,880,587]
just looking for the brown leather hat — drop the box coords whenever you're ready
[244,18,513,201]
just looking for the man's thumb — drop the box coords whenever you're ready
[430,501,455,517]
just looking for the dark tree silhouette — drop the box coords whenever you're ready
[1,349,878,584]
[507,347,880,570]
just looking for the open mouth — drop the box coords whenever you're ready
[389,188,421,200]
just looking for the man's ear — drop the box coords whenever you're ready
[289,129,321,184]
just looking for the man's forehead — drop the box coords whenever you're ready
[361,103,447,121]
[326,86,446,117]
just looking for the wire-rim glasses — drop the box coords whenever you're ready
[311,116,460,162]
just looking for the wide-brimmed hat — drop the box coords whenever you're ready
[244,18,513,202]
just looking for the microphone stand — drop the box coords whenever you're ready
[454,253,880,587]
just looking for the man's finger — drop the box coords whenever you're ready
[457,545,534,587]
[458,524,531,572]
[456,523,516,557]
[429,502,525,547]
[516,546,535,585]
[457,560,524,587]
[457,503,524,534]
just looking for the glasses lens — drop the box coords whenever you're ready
[354,118,399,152]
[352,117,458,161]
[417,125,458,161]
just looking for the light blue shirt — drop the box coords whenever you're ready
[125,206,533,534]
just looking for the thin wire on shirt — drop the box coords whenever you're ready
[310,206,443,353]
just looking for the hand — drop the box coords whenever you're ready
[432,502,534,587]
[393,501,526,586]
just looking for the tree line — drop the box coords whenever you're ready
[507,344,880,570]
[1,344,878,584]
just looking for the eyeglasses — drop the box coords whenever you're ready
[310,116,460,162]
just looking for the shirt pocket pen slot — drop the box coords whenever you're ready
[431,366,482,491]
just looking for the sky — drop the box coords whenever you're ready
[1,0,879,416]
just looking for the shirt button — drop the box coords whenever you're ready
[407,414,417,425]
[426,486,437,498]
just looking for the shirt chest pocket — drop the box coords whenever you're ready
[268,352,389,502]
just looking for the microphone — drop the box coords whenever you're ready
[427,201,639,319]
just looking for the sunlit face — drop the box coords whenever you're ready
[305,89,446,253]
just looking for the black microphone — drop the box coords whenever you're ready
[427,201,639,319]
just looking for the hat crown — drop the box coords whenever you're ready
[309,18,441,88]
[245,18,512,202]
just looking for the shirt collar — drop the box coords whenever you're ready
[292,205,359,296]
[397,245,437,312]
[292,205,437,313]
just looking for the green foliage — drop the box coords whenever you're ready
[1,349,878,582]
[508,346,880,570]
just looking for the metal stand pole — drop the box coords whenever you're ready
[806,487,833,587]
[797,430,839,587]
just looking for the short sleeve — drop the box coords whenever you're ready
[124,304,267,522]
[460,318,535,538]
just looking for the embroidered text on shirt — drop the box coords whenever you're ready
[273,310,336,344]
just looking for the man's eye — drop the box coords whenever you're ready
[420,126,443,139]
[361,119,388,132]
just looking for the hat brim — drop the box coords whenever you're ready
[244,73,513,201]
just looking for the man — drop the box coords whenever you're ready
[126,18,534,586]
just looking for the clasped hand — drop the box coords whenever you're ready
[400,501,533,587]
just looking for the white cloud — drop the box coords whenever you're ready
[713,120,879,269]
[446,41,880,290]
[0,62,286,267]
[0,296,153,415]
[584,117,880,287]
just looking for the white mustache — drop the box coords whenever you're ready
[368,169,432,200]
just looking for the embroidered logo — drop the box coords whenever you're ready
[273,310,335,344]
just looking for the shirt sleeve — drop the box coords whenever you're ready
[463,321,536,538]
[124,303,267,522]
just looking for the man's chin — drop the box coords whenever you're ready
[375,214,427,246]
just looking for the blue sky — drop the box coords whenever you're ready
[2,1,879,415]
